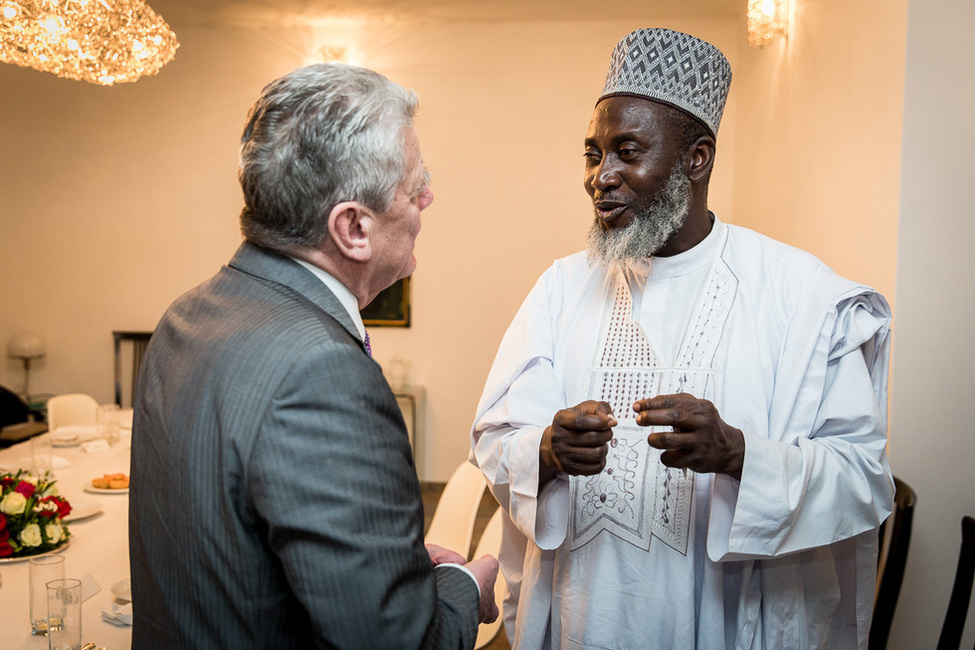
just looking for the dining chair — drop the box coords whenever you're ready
[425,460,489,560]
[936,515,975,650]
[45,393,98,431]
[474,507,507,650]
[869,475,917,650]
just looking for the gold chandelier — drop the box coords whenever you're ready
[0,0,178,85]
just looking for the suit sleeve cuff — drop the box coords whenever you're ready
[435,563,480,597]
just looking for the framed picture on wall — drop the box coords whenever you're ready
[361,276,411,327]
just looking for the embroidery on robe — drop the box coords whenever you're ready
[569,256,737,555]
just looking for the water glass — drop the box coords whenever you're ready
[30,433,54,475]
[29,555,65,635]
[46,578,82,650]
[97,403,121,445]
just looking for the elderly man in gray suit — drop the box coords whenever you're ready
[129,63,499,649]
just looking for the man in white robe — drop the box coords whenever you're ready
[471,28,893,649]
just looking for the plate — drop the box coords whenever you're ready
[50,426,99,448]
[0,539,69,564]
[84,485,129,495]
[62,497,103,522]
[51,435,97,448]
[111,577,131,602]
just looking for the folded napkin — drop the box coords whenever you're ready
[101,602,132,627]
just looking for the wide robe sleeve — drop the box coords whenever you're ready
[707,266,894,562]
[472,260,575,552]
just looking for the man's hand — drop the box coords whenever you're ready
[633,393,744,480]
[425,543,466,566]
[465,555,500,624]
[426,544,499,624]
[539,400,616,483]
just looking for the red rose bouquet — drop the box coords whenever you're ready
[0,470,72,559]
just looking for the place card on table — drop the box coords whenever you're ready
[82,439,111,453]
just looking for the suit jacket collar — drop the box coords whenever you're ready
[228,241,363,346]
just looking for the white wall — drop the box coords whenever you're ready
[887,0,975,647]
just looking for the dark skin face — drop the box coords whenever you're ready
[583,95,716,257]
[537,96,744,485]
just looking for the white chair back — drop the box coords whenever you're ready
[473,507,507,649]
[46,393,98,431]
[425,461,488,560]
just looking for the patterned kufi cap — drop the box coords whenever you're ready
[599,28,732,137]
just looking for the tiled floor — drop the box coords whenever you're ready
[422,482,511,650]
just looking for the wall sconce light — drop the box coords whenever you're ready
[747,0,790,48]
[7,332,46,400]
[318,45,347,63]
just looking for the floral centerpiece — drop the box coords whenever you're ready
[0,470,72,559]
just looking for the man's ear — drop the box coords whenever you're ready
[327,201,374,263]
[687,135,716,183]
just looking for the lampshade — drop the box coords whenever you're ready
[7,332,46,360]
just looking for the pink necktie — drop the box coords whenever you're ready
[363,330,372,356]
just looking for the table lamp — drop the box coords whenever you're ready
[7,332,46,401]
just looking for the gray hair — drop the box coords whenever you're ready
[238,63,419,251]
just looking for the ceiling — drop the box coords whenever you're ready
[147,0,743,28]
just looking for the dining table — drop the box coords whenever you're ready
[0,420,134,650]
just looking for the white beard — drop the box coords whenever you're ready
[586,163,691,267]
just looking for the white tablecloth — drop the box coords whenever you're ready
[0,429,133,650]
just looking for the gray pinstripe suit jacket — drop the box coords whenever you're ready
[128,241,480,649]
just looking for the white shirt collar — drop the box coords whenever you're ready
[289,257,366,340]
[645,214,726,280]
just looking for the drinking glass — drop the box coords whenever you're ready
[97,403,121,445]
[46,578,82,650]
[30,433,54,475]
[30,555,65,635]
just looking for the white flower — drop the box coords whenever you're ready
[0,491,27,515]
[33,501,58,515]
[45,523,64,545]
[20,523,42,547]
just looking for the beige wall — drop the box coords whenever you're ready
[1,5,904,486]
[888,1,975,647]
[730,0,906,305]
[1,17,745,481]
[8,0,971,643]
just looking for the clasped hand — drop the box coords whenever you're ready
[426,544,500,624]
[539,394,744,481]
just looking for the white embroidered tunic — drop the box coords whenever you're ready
[471,218,893,650]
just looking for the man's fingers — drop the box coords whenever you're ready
[560,401,617,431]
[562,444,609,466]
[660,448,697,471]
[591,400,616,419]
[560,456,608,476]
[647,431,696,452]
[557,411,617,432]
[466,555,501,624]
[557,428,614,448]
